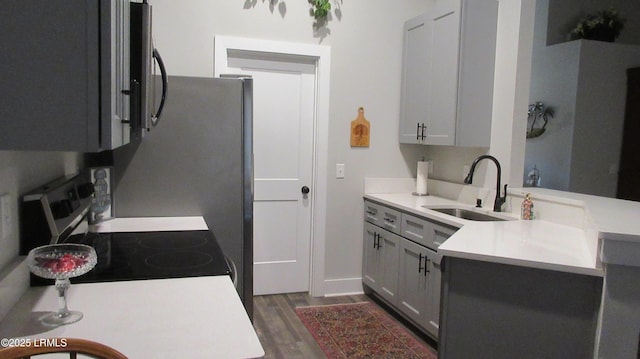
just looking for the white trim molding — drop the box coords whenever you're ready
[214,36,331,297]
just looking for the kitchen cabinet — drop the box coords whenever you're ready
[439,257,602,358]
[363,199,458,339]
[364,201,402,234]
[397,238,442,338]
[399,0,498,147]
[401,212,457,249]
[363,223,400,305]
[0,0,131,152]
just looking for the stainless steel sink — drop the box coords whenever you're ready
[425,207,509,221]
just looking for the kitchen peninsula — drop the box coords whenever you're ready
[364,178,640,358]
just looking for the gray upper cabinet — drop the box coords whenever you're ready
[0,0,131,152]
[399,0,498,147]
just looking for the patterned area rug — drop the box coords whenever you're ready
[295,302,437,358]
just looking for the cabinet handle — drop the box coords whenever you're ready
[418,253,424,273]
[383,217,395,224]
[366,210,376,215]
[373,233,378,249]
[421,123,427,140]
[425,258,430,276]
[416,123,421,140]
[150,48,168,127]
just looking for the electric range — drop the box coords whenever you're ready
[21,172,231,286]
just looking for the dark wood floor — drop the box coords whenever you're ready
[251,292,437,358]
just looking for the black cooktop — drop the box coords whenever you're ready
[31,230,230,285]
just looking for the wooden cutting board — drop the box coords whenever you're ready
[350,107,370,147]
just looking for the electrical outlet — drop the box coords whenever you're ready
[336,164,345,179]
[0,193,10,241]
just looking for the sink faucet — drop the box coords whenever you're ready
[464,155,508,212]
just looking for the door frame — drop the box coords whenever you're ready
[214,36,330,297]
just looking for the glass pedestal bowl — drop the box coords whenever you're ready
[27,244,97,326]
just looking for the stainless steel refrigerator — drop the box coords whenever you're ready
[110,76,253,317]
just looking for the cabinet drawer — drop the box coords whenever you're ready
[401,213,458,250]
[364,201,402,235]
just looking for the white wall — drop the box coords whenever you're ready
[547,0,640,46]
[0,152,83,270]
[527,0,640,196]
[150,0,534,295]
[150,0,432,294]
[0,151,83,319]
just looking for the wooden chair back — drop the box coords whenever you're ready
[0,338,127,359]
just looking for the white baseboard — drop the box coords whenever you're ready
[322,277,364,297]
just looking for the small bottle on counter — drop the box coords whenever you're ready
[521,193,534,220]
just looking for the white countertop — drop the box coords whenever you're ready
[365,193,603,277]
[0,276,264,358]
[516,187,640,241]
[90,216,209,233]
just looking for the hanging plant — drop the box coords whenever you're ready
[526,102,554,139]
[570,8,626,42]
[309,0,331,20]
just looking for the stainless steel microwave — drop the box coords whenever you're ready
[130,0,167,138]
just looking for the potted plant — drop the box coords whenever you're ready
[570,8,626,42]
[526,102,554,139]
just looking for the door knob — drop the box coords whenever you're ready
[301,186,310,194]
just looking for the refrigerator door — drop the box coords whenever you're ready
[111,76,253,317]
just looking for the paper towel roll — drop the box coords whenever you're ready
[415,161,429,195]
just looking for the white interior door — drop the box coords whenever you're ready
[225,52,316,295]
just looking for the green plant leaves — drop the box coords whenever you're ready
[311,0,331,19]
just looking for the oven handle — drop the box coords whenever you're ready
[224,254,238,288]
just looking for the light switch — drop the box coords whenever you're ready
[336,164,345,179]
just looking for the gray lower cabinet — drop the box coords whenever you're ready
[439,257,603,358]
[397,238,442,337]
[363,200,458,339]
[363,222,400,305]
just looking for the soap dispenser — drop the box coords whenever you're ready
[521,193,534,220]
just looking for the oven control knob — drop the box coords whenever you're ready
[77,183,95,198]
[50,199,74,219]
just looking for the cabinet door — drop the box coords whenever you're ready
[0,0,131,152]
[362,223,400,305]
[398,238,429,326]
[425,249,443,338]
[424,0,460,146]
[399,2,459,146]
[378,229,401,305]
[363,222,381,290]
[399,13,429,144]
